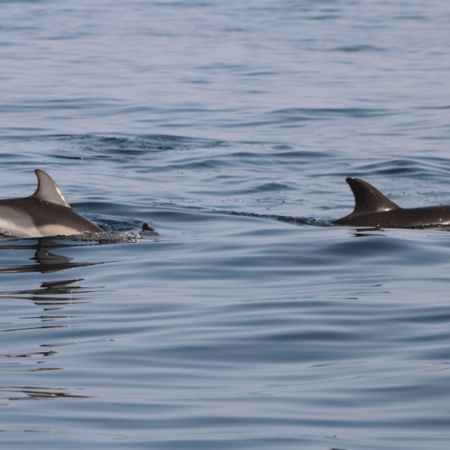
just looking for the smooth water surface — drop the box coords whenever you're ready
[1,1,450,449]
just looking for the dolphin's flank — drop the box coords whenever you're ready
[0,169,102,238]
[333,177,450,229]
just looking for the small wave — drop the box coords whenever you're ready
[225,210,333,227]
[57,228,159,244]
[0,228,158,245]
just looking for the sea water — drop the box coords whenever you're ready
[0,1,450,449]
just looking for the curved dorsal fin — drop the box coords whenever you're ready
[30,169,71,208]
[346,177,400,215]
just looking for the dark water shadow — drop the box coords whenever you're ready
[0,239,112,274]
[350,227,388,238]
[0,240,114,306]
[0,385,92,405]
[0,277,111,307]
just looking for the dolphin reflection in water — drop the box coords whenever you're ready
[333,177,450,229]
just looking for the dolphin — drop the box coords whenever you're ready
[0,169,102,238]
[333,177,450,229]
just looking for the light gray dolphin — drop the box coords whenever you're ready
[333,177,450,228]
[0,170,102,238]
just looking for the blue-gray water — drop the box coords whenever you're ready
[1,1,450,449]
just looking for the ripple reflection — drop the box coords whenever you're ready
[0,240,110,274]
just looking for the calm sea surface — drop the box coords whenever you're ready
[1,1,450,449]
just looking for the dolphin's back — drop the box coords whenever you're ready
[333,178,450,228]
[0,170,102,238]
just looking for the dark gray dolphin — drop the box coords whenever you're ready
[333,177,450,228]
[0,170,102,238]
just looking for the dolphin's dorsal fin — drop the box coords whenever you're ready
[346,177,400,215]
[31,169,71,208]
